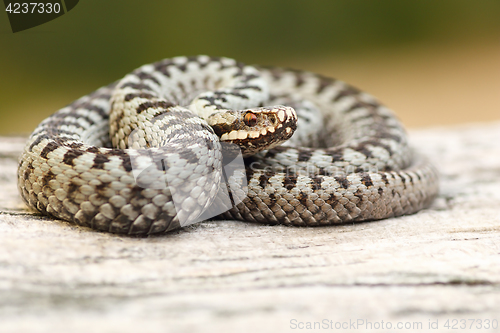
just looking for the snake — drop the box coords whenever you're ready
[17,55,439,235]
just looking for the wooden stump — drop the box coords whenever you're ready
[1,122,500,333]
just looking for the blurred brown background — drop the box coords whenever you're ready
[1,0,499,134]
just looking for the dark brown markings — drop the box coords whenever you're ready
[335,176,350,189]
[211,91,232,100]
[261,66,282,81]
[62,149,85,166]
[399,175,407,189]
[293,71,305,87]
[66,182,79,197]
[352,144,373,159]
[225,61,245,75]
[176,63,187,72]
[311,176,323,191]
[113,152,133,172]
[178,82,186,98]
[46,122,84,133]
[113,149,136,172]
[160,210,180,233]
[350,113,393,122]
[157,125,193,139]
[44,130,76,139]
[234,60,246,69]
[198,94,227,103]
[154,64,172,77]
[297,149,313,162]
[124,92,156,102]
[107,214,134,234]
[187,56,208,69]
[325,149,344,163]
[176,147,199,164]
[324,194,339,211]
[332,86,360,102]
[348,114,376,124]
[316,76,334,94]
[377,132,402,143]
[76,114,99,126]
[95,185,111,201]
[406,172,413,184]
[81,103,109,119]
[137,101,175,114]
[100,149,136,173]
[354,188,364,201]
[202,76,210,88]
[199,122,214,133]
[120,82,153,91]
[230,68,245,78]
[213,78,223,88]
[381,173,389,185]
[22,162,34,179]
[316,167,328,176]
[51,111,100,127]
[190,79,198,92]
[243,73,259,81]
[204,138,216,153]
[49,122,88,133]
[29,134,50,150]
[361,174,373,187]
[197,95,224,110]
[345,101,378,113]
[186,55,201,62]
[207,90,251,102]
[45,137,73,145]
[225,91,250,99]
[40,141,59,159]
[244,164,255,182]
[354,139,394,157]
[259,174,269,188]
[92,154,110,170]
[283,173,297,190]
[378,187,384,195]
[297,191,309,206]
[163,110,196,124]
[136,72,161,86]
[40,170,56,190]
[97,93,112,100]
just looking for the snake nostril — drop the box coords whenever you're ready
[244,112,258,127]
[268,115,277,125]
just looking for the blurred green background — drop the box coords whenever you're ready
[1,0,499,135]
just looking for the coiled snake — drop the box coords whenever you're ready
[17,56,439,235]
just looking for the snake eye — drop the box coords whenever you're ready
[244,112,258,127]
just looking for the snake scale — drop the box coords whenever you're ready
[17,55,439,235]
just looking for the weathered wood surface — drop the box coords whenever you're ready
[1,122,500,333]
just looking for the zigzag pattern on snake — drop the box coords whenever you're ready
[17,55,439,235]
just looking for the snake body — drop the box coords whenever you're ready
[18,56,439,235]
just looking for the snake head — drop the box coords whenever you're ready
[209,105,297,157]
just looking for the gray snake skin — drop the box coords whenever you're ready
[17,56,439,235]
